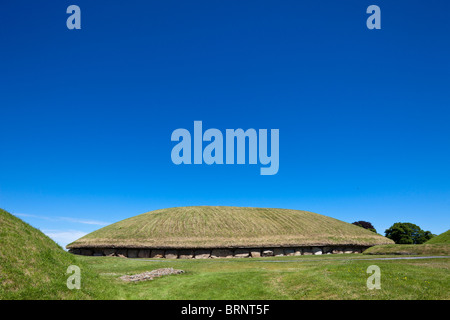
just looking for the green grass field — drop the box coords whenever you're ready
[78,254,449,300]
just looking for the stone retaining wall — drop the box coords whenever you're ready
[69,245,369,258]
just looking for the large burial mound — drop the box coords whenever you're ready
[67,206,393,258]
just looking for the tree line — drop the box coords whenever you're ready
[351,221,435,244]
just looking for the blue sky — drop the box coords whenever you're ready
[1,1,449,248]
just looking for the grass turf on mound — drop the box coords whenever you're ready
[67,206,393,249]
[363,243,450,256]
[426,230,450,244]
[0,208,117,299]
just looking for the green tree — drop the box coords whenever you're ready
[385,222,434,244]
[352,221,377,233]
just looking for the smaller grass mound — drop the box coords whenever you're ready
[0,208,117,299]
[363,243,450,256]
[426,230,450,244]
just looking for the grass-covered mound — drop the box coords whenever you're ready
[426,230,450,244]
[67,206,393,249]
[0,208,117,299]
[363,243,450,256]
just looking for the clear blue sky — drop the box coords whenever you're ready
[1,1,449,248]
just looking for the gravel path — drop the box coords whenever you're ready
[136,255,450,263]
[256,255,450,263]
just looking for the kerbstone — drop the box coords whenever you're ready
[178,250,194,259]
[262,250,274,257]
[116,249,128,258]
[80,249,93,256]
[284,248,295,256]
[165,250,178,259]
[250,249,261,258]
[151,250,165,258]
[127,249,139,258]
[138,249,150,258]
[211,249,234,258]
[194,250,211,259]
[273,248,284,256]
[234,249,250,258]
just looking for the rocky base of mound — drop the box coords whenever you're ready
[69,245,369,258]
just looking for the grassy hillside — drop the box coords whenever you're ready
[426,230,450,244]
[0,208,117,299]
[363,243,450,256]
[68,206,393,249]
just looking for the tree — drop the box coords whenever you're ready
[384,222,434,244]
[352,221,377,233]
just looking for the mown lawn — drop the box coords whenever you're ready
[78,254,450,300]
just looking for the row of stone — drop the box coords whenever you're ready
[70,246,366,258]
